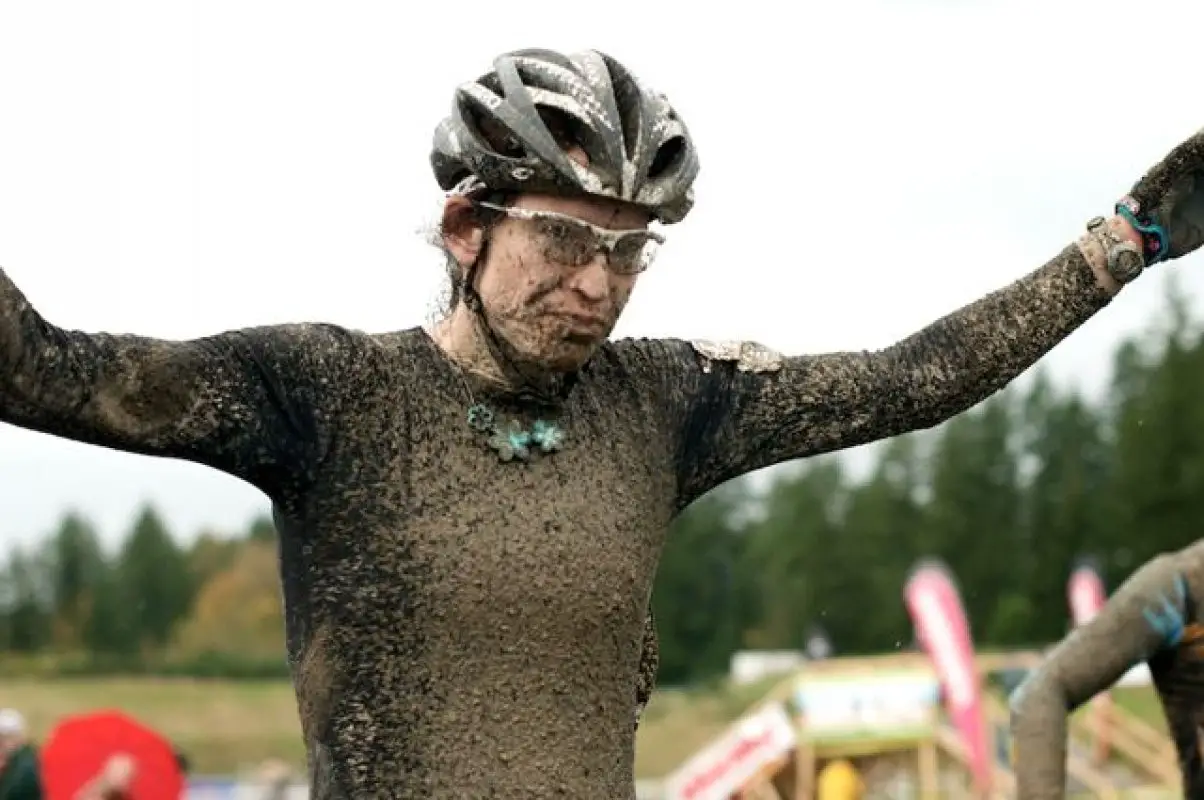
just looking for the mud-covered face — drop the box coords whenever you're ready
[471,192,655,372]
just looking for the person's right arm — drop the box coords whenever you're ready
[0,267,363,495]
[1009,550,1196,799]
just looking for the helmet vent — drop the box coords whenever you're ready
[649,136,685,179]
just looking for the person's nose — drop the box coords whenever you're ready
[567,253,610,303]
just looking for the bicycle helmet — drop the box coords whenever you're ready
[431,48,699,224]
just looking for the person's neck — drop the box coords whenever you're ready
[432,304,509,387]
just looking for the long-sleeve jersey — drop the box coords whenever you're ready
[0,240,1113,797]
[1011,539,1204,798]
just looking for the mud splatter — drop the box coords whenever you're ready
[0,237,1116,797]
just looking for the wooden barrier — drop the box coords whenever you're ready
[663,649,1180,799]
[1067,701,1178,786]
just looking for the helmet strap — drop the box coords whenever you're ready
[458,240,575,404]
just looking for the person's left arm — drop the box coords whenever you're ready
[659,224,1123,505]
[627,126,1204,507]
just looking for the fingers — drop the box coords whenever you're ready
[1132,128,1204,212]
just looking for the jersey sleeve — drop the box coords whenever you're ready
[624,243,1115,508]
[0,266,364,496]
[1009,551,1194,799]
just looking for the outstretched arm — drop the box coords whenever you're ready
[625,218,1139,506]
[1009,551,1193,800]
[0,267,363,495]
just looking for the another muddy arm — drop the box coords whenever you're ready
[1009,553,1190,800]
[0,267,358,493]
[632,235,1126,506]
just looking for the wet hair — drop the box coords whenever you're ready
[432,190,512,319]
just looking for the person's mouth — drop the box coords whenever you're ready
[543,313,609,347]
[551,311,609,334]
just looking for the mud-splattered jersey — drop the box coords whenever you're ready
[0,241,1112,798]
[1011,539,1204,798]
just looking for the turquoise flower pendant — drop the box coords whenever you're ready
[467,404,565,462]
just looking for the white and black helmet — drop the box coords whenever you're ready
[431,48,699,224]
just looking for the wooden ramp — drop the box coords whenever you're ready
[982,692,1125,798]
[1065,698,1178,788]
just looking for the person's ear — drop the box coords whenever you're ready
[441,195,486,270]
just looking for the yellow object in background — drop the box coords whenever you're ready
[817,758,864,800]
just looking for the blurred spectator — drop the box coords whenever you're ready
[73,753,135,800]
[0,709,42,800]
[804,625,834,661]
[171,748,190,777]
[254,759,292,800]
[817,758,864,800]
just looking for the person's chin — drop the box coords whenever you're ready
[546,338,601,372]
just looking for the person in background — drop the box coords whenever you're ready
[1010,538,1204,796]
[817,758,864,800]
[171,747,190,777]
[0,710,42,800]
[72,753,135,800]
[254,759,292,800]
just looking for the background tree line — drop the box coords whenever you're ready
[3,283,1204,684]
[0,505,286,677]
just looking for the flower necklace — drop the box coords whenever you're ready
[453,367,567,463]
[466,404,565,462]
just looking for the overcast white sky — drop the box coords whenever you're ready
[1,0,1203,549]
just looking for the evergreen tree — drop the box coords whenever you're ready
[42,511,106,647]
[117,505,194,648]
[0,545,51,653]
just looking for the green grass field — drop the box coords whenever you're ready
[1110,685,1167,727]
[0,678,304,776]
[0,676,1169,779]
[0,676,781,779]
